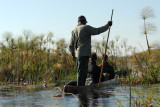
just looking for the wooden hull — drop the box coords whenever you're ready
[64,77,118,93]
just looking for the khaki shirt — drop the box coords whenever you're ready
[69,23,110,57]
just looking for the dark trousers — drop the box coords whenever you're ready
[77,56,89,86]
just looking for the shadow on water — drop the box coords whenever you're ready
[63,84,116,107]
[77,87,115,107]
[78,93,89,107]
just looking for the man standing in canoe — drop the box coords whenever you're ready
[69,15,112,86]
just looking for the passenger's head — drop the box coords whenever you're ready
[91,52,97,61]
[78,15,87,25]
[102,54,108,62]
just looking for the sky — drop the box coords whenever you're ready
[0,0,160,53]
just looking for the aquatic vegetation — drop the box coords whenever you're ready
[131,84,160,107]
[0,32,76,84]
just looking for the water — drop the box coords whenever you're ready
[0,83,159,107]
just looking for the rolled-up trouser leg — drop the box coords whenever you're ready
[77,56,89,86]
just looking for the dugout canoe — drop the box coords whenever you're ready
[63,76,119,93]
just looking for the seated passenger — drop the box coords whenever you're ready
[99,54,115,80]
[88,52,104,84]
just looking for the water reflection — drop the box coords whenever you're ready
[78,93,89,107]
[77,86,115,107]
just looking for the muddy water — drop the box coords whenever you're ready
[0,82,159,107]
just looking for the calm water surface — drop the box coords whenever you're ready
[0,82,159,107]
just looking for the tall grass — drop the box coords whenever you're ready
[0,32,76,85]
[128,7,159,84]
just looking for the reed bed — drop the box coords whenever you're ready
[0,32,76,85]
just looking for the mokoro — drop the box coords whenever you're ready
[63,77,119,93]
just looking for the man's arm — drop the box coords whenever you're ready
[69,31,76,61]
[85,21,112,35]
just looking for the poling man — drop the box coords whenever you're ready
[69,15,112,86]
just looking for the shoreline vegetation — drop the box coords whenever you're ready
[0,32,159,85]
[0,32,77,85]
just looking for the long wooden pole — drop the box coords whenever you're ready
[98,9,114,87]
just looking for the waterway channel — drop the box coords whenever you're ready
[0,81,159,107]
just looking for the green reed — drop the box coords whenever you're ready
[0,31,76,85]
